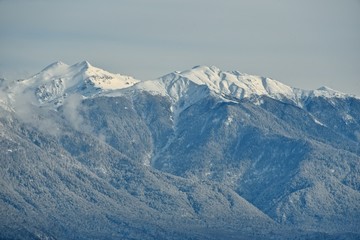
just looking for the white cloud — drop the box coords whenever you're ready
[12,90,60,136]
[63,93,92,133]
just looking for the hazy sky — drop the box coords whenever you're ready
[1,0,359,95]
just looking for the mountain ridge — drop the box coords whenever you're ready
[2,61,357,112]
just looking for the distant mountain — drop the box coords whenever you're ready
[1,61,359,239]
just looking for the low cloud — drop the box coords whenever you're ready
[62,93,92,133]
[10,89,93,136]
[12,89,61,136]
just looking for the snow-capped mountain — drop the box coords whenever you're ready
[8,61,139,106]
[139,65,296,101]
[6,61,355,109]
[1,61,359,240]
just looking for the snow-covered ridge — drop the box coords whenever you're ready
[4,62,357,110]
[135,65,356,110]
[299,86,353,99]
[169,65,296,101]
[135,65,295,112]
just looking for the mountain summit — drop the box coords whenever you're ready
[9,61,139,106]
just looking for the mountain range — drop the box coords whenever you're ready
[0,61,359,239]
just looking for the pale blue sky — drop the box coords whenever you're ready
[1,0,359,95]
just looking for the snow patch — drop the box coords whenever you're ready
[225,116,233,126]
[343,113,354,124]
[314,118,326,126]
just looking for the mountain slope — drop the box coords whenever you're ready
[0,98,288,240]
[0,61,359,239]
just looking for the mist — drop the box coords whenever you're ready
[62,93,93,134]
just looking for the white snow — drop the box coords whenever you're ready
[343,113,354,124]
[10,60,139,106]
[296,86,356,100]
[225,116,233,126]
[177,65,296,100]
[5,62,358,112]
[83,62,139,90]
[135,79,167,96]
[135,66,359,116]
[137,65,297,106]
[314,118,326,126]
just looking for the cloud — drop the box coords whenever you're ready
[12,89,61,136]
[62,93,92,133]
[0,78,11,111]
[4,78,93,137]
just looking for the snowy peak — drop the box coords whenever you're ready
[140,65,297,103]
[310,86,349,98]
[75,60,92,69]
[41,61,68,72]
[143,65,359,103]
[5,63,357,110]
[77,61,139,91]
[134,66,300,116]
[11,61,140,106]
[37,61,70,80]
[292,85,356,102]
[135,65,359,114]
[179,65,295,100]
